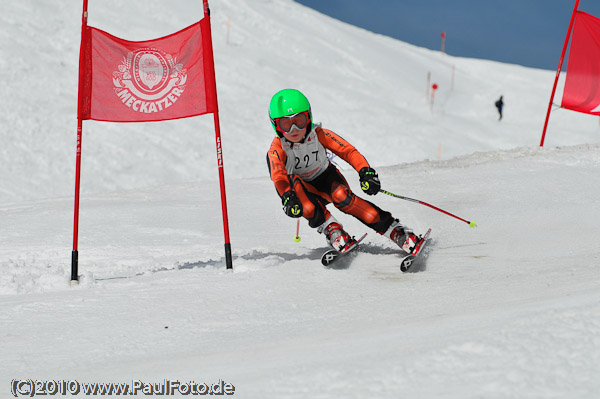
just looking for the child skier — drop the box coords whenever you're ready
[266,88,419,253]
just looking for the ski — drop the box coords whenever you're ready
[321,233,368,267]
[400,228,432,272]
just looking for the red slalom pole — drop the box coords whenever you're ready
[540,0,580,147]
[380,189,476,228]
[71,0,89,285]
[204,0,233,269]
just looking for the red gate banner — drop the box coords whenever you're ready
[561,11,600,114]
[71,0,233,283]
[79,19,217,122]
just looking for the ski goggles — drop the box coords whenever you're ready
[273,111,310,133]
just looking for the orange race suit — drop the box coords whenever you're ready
[266,125,394,233]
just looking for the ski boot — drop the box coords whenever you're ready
[385,219,420,254]
[318,217,354,253]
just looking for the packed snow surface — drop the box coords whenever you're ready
[1,0,599,398]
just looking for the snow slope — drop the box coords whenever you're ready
[1,0,599,398]
[2,144,599,398]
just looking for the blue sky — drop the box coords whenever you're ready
[295,0,600,71]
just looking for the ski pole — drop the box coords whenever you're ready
[294,219,301,242]
[380,189,477,228]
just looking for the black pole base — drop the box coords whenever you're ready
[70,250,79,284]
[224,243,233,270]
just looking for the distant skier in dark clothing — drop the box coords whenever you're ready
[495,96,504,120]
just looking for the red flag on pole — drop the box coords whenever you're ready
[561,11,600,114]
[72,0,233,284]
[79,19,217,122]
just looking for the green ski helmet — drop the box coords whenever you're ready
[269,89,312,138]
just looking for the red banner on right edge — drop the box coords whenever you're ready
[561,11,600,114]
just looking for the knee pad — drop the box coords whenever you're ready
[331,184,353,208]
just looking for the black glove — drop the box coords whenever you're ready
[359,167,381,195]
[281,190,303,218]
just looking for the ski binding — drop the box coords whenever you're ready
[321,233,368,267]
[400,228,432,272]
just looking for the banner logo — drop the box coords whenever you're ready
[112,48,187,114]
